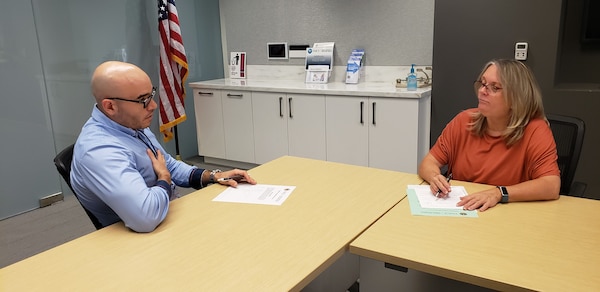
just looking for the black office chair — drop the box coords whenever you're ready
[547,114,587,197]
[54,144,104,230]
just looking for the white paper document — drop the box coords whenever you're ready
[407,185,468,209]
[212,184,296,206]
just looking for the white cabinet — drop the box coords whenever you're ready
[368,97,421,173]
[191,80,430,171]
[326,95,429,173]
[253,92,326,164]
[326,95,369,167]
[287,93,327,160]
[193,88,225,159]
[252,92,289,164]
[193,88,255,163]
[222,90,255,163]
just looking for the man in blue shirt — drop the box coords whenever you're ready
[71,61,256,232]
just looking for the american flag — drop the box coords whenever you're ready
[158,0,188,142]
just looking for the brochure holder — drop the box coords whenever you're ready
[345,49,365,84]
[305,42,334,84]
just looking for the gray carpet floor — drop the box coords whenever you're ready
[0,157,234,268]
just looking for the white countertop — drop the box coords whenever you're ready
[189,78,431,99]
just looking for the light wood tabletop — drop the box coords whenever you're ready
[350,180,600,292]
[1,156,421,291]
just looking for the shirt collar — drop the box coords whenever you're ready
[92,104,139,137]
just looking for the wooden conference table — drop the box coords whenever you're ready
[350,180,600,292]
[1,156,421,291]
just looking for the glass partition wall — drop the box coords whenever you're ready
[0,0,223,218]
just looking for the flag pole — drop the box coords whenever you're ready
[174,125,181,160]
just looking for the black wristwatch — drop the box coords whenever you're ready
[497,186,509,203]
[209,169,222,184]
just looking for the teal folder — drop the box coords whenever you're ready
[406,188,478,218]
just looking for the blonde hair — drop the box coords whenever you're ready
[469,59,547,146]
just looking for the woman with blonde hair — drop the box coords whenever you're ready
[418,59,560,211]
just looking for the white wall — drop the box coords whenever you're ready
[219,0,435,67]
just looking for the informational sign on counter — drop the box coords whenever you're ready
[230,52,246,79]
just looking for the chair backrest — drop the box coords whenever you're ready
[54,144,104,230]
[547,114,585,196]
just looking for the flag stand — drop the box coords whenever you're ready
[174,125,181,160]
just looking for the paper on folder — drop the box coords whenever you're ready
[408,185,466,209]
[406,185,478,217]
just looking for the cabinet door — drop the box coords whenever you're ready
[368,97,420,172]
[194,89,225,158]
[222,90,255,163]
[252,92,289,164]
[326,95,369,167]
[287,93,326,160]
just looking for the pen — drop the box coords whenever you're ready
[217,175,245,183]
[435,173,453,198]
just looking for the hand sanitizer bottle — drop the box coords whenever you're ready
[407,64,418,91]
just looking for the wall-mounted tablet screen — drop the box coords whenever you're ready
[267,42,288,59]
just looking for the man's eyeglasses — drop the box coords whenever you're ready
[474,80,502,94]
[105,87,156,108]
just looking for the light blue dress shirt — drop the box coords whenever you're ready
[71,105,203,232]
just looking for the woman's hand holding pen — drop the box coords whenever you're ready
[431,173,452,198]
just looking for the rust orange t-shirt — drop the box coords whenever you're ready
[430,109,560,186]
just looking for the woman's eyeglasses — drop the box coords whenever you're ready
[105,87,156,108]
[474,80,502,94]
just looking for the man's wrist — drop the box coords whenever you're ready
[157,173,171,185]
[190,169,205,189]
[209,169,222,184]
[156,180,172,198]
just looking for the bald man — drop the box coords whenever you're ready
[71,61,255,232]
